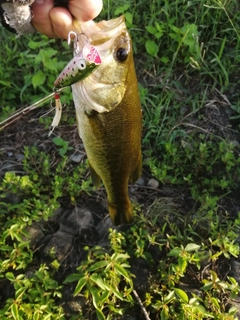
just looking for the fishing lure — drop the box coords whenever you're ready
[54,32,101,89]
[49,32,101,135]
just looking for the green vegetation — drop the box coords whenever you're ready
[0,0,240,319]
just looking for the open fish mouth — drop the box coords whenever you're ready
[77,15,126,44]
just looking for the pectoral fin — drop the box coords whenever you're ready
[89,162,101,188]
[129,156,142,183]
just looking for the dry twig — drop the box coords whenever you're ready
[133,289,151,320]
[0,87,67,131]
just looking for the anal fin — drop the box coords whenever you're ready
[89,162,101,188]
[130,155,142,183]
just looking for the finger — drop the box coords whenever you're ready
[31,0,56,37]
[32,0,103,39]
[68,0,103,21]
[49,7,73,39]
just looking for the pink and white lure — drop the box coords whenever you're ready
[54,32,101,90]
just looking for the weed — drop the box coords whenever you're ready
[64,231,134,319]
[0,30,72,109]
[52,136,73,157]
[1,265,64,319]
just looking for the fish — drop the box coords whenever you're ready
[69,16,142,225]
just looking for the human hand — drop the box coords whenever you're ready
[31,0,103,39]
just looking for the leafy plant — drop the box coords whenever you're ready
[0,29,72,110]
[22,146,92,202]
[52,136,73,157]
[0,265,64,320]
[65,231,134,319]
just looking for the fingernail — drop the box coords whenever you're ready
[35,0,45,4]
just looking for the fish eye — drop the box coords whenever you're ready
[77,60,86,70]
[116,47,128,62]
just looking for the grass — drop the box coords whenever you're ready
[0,0,240,319]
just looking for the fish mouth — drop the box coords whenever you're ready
[76,16,127,44]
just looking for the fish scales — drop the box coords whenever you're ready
[72,16,142,225]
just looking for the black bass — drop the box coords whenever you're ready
[56,16,142,225]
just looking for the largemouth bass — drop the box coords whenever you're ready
[58,16,142,225]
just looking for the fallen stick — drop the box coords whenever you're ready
[0,87,68,131]
[133,289,151,320]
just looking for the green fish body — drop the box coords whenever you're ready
[72,16,142,225]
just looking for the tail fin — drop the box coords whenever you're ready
[108,198,133,226]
